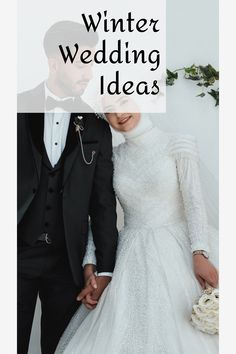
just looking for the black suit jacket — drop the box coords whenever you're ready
[17,83,118,286]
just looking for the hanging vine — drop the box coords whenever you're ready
[166,64,219,106]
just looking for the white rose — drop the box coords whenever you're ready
[191,287,219,335]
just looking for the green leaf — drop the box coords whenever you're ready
[166,78,175,86]
[199,64,219,81]
[167,69,178,79]
[166,69,178,86]
[196,92,206,98]
[184,64,198,75]
[208,89,219,106]
[186,75,201,81]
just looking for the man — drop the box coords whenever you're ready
[17,21,118,354]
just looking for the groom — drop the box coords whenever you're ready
[17,21,118,354]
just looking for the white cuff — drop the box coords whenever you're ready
[82,260,96,268]
[97,272,113,277]
[191,241,210,254]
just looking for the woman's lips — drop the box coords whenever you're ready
[119,116,132,125]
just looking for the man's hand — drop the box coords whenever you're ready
[76,264,98,310]
[77,276,111,310]
[84,264,98,290]
[193,255,219,289]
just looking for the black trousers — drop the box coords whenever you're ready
[17,240,81,354]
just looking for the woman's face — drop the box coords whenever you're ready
[106,112,141,132]
[102,96,141,132]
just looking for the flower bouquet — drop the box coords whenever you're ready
[191,287,219,335]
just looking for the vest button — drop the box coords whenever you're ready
[48,188,54,193]
[46,205,51,210]
[44,222,49,227]
[32,188,37,194]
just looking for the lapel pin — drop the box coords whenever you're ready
[74,115,96,165]
[74,116,84,132]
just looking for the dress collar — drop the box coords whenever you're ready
[122,115,164,148]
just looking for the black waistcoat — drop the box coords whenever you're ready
[18,144,66,247]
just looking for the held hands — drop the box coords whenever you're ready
[77,264,98,309]
[77,265,111,310]
[193,255,219,289]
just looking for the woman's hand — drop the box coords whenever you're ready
[193,255,218,289]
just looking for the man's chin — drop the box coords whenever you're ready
[75,85,88,97]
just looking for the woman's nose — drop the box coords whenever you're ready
[117,112,125,118]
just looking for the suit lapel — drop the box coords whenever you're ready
[62,114,78,157]
[28,114,44,153]
[62,114,89,186]
[28,114,44,179]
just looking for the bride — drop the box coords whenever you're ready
[55,99,219,354]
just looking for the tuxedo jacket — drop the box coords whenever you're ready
[17,83,118,286]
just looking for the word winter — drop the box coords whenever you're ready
[81,11,159,33]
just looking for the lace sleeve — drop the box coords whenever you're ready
[82,224,97,267]
[171,135,210,253]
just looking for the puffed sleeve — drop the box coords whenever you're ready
[171,135,210,253]
[82,223,97,267]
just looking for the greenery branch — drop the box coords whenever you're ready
[166,64,219,106]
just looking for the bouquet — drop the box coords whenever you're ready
[191,287,219,335]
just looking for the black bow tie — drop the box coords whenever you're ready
[45,96,79,112]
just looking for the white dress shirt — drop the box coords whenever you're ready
[43,83,112,277]
[44,83,71,167]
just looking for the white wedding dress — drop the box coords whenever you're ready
[55,117,218,354]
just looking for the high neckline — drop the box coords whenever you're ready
[121,115,164,147]
[122,115,153,140]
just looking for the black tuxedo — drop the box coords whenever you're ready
[17,83,118,354]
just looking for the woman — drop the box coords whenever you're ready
[56,103,218,354]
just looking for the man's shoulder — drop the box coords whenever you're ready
[18,83,45,112]
[18,82,44,98]
[90,114,108,129]
[84,111,109,134]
